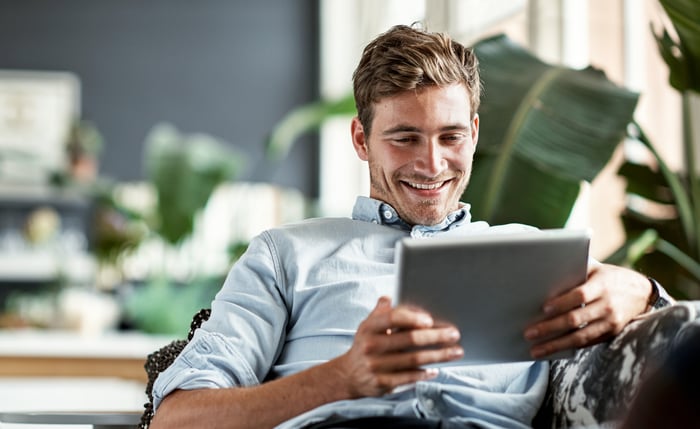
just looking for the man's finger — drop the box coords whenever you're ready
[526,298,610,342]
[384,325,460,350]
[542,283,602,317]
[369,345,464,372]
[362,299,434,335]
[529,320,610,359]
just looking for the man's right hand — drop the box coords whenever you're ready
[152,297,463,429]
[332,296,464,398]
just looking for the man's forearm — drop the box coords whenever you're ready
[150,358,351,429]
[151,299,462,428]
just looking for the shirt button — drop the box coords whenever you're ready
[383,210,393,220]
[423,398,435,411]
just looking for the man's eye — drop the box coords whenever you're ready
[442,134,465,143]
[393,137,415,144]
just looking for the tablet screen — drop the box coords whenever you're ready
[396,229,590,364]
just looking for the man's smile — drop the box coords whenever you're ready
[404,180,449,190]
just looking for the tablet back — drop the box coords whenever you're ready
[396,229,590,364]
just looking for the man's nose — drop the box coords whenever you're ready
[415,140,447,176]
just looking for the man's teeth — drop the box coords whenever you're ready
[408,182,443,190]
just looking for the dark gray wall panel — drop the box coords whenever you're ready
[0,0,319,196]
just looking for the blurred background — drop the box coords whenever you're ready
[0,0,697,418]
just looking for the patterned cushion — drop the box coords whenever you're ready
[536,302,698,429]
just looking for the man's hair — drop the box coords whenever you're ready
[352,24,482,135]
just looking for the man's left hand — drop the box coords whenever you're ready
[524,263,652,359]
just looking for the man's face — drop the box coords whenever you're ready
[352,84,479,226]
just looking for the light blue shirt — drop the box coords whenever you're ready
[152,196,548,428]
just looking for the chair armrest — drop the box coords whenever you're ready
[536,302,698,429]
[139,308,211,429]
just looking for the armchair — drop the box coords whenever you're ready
[138,303,700,429]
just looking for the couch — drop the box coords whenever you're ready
[138,302,700,428]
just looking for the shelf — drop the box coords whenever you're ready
[0,329,176,383]
[0,251,94,283]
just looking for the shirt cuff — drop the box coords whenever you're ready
[647,277,673,310]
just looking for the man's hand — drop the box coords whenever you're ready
[524,263,652,359]
[332,296,463,398]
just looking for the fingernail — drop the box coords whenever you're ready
[543,304,554,315]
[417,314,433,326]
[424,368,439,378]
[451,346,464,357]
[448,328,460,340]
[525,328,538,339]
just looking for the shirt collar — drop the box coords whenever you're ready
[351,196,472,235]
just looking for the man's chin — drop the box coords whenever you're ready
[405,211,447,227]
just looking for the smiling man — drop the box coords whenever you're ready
[150,25,668,429]
[352,83,478,227]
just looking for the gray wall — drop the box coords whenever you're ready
[0,0,320,196]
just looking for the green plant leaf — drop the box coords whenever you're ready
[656,237,700,281]
[468,34,639,227]
[145,123,245,245]
[653,27,690,92]
[124,275,222,335]
[465,153,581,228]
[657,0,700,93]
[628,123,696,251]
[618,161,675,204]
[266,94,356,160]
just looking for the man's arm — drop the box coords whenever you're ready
[151,297,463,429]
[524,263,674,359]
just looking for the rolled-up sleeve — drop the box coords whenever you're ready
[152,231,289,410]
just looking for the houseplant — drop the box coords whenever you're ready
[117,123,246,334]
[608,0,700,298]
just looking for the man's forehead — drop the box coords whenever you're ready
[372,88,472,127]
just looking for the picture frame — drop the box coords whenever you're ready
[0,70,80,183]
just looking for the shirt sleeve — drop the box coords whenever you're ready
[152,231,289,410]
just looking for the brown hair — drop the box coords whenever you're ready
[352,24,481,135]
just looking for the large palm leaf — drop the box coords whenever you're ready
[466,34,639,228]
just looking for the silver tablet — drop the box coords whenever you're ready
[396,228,590,364]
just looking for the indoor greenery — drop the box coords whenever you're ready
[143,123,244,246]
[607,0,700,298]
[89,123,246,334]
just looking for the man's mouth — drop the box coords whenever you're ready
[404,180,448,190]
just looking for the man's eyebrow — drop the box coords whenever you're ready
[382,125,421,135]
[382,124,470,135]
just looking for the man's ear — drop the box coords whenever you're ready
[471,114,479,148]
[351,117,369,161]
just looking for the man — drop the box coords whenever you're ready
[151,25,669,428]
